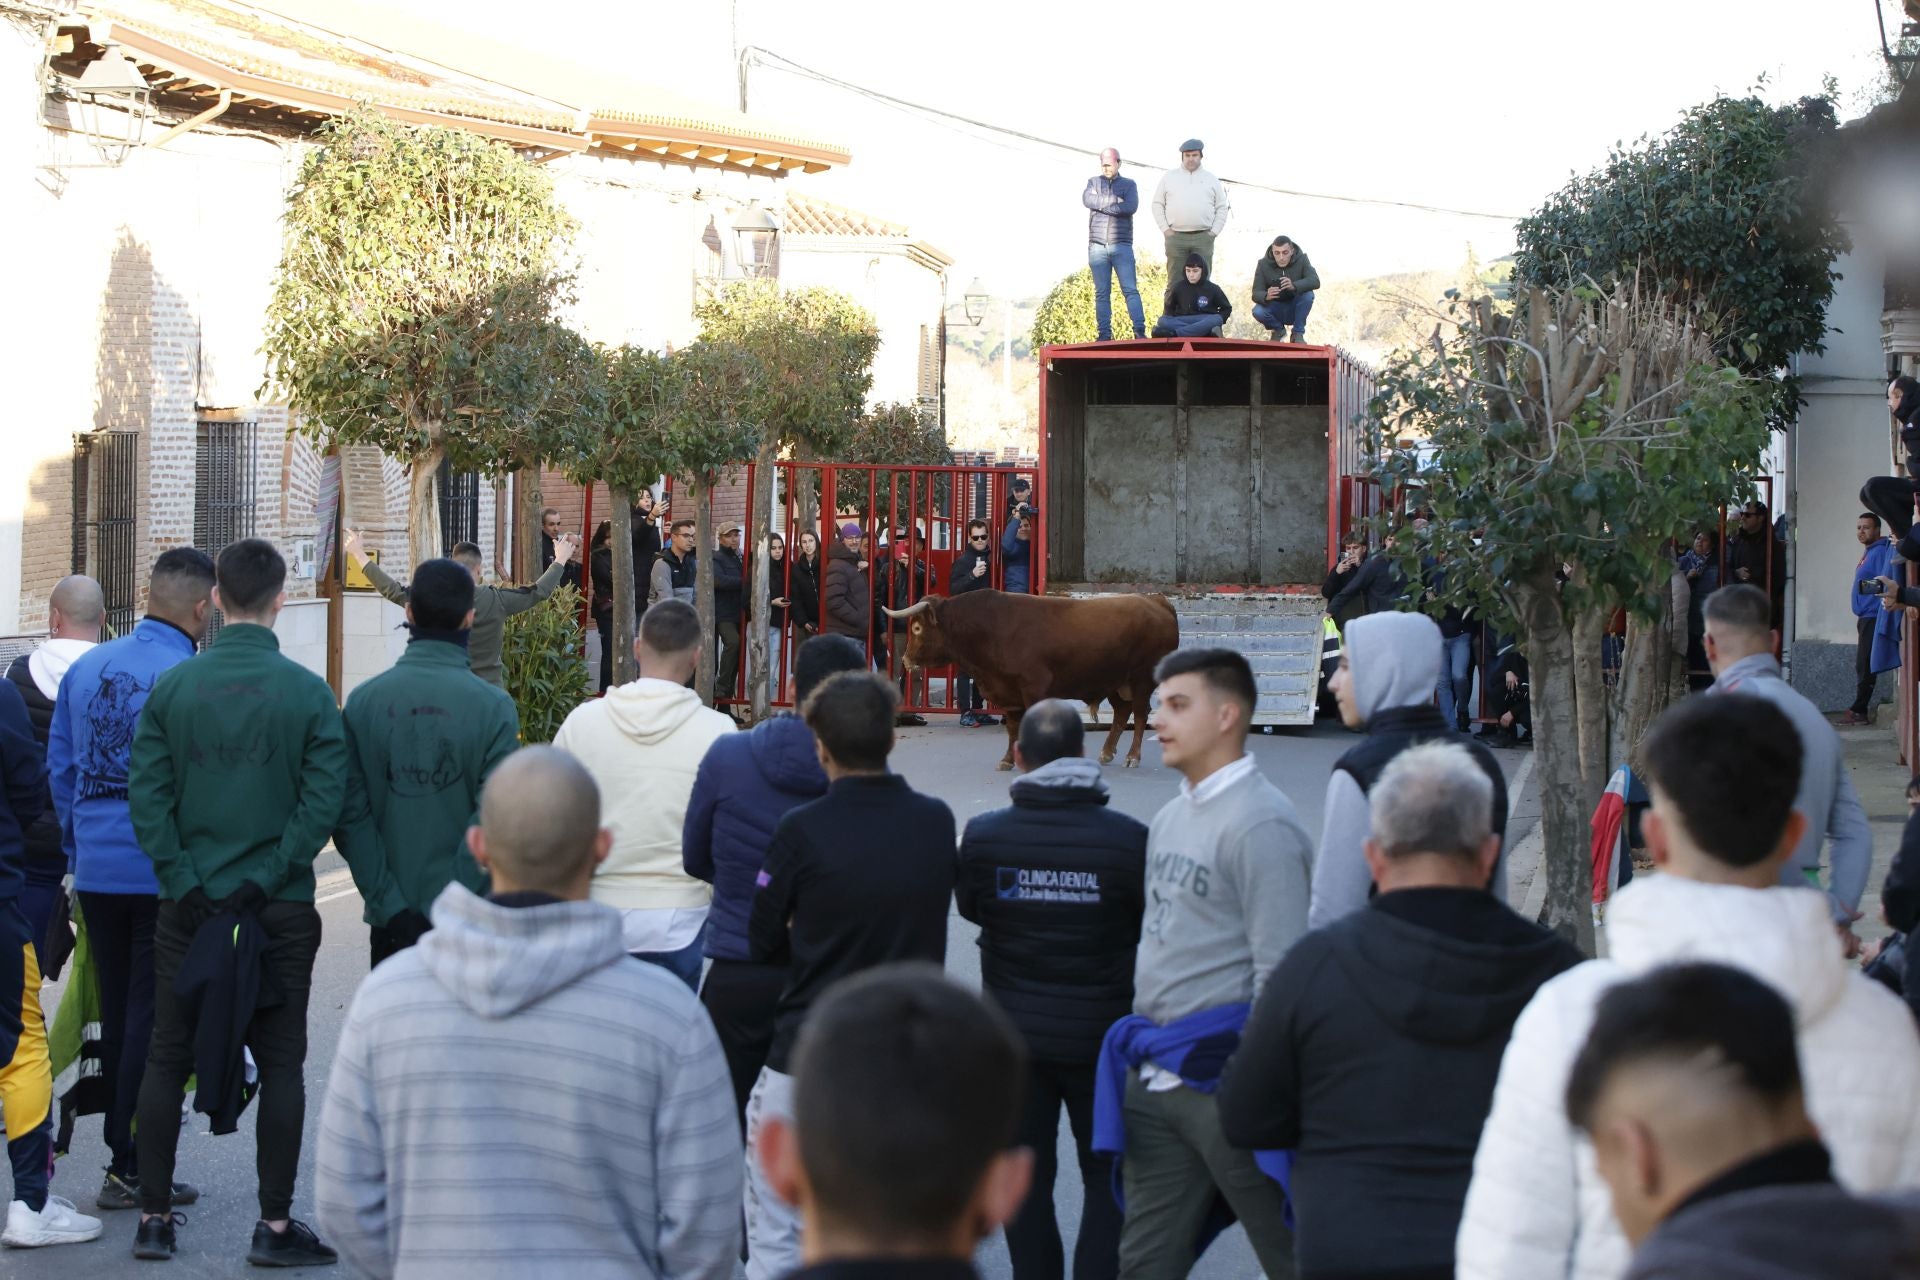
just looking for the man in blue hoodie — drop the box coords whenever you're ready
[1844,511,1897,725]
[45,548,212,1213]
[682,634,867,1132]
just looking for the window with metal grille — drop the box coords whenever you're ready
[71,431,139,637]
[195,419,260,641]
[437,457,481,554]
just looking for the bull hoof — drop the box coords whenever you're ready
[996,759,1014,772]
[1123,756,1141,769]
[1099,750,1116,766]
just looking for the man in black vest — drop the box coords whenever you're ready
[1311,611,1508,929]
[957,699,1146,1279]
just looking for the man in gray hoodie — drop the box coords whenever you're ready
[1704,584,1871,952]
[315,747,741,1280]
[1312,611,1508,930]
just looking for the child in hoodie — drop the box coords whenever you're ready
[1151,252,1232,338]
[553,601,732,991]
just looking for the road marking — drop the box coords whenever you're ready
[315,868,360,905]
[1508,752,1534,818]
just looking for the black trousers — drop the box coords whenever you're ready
[596,612,614,691]
[77,891,157,1177]
[1856,614,1881,716]
[954,670,986,713]
[1863,475,1920,541]
[137,899,321,1218]
[699,957,785,1137]
[1005,1057,1122,1280]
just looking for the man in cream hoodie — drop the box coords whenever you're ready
[1455,692,1920,1280]
[553,600,732,990]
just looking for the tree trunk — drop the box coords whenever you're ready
[610,485,636,687]
[1570,600,1611,806]
[692,475,716,705]
[406,440,445,571]
[1622,574,1687,769]
[1516,572,1599,955]
[515,454,545,584]
[747,438,779,724]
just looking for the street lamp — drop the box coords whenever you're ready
[65,42,150,165]
[732,200,779,279]
[962,277,989,326]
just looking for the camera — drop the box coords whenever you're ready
[1860,578,1888,596]
[1016,502,1038,519]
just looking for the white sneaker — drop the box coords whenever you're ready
[3,1195,105,1247]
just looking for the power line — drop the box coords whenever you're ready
[742,46,1525,223]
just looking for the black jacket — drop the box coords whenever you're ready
[588,545,614,617]
[790,554,822,633]
[748,774,956,1072]
[1884,808,1920,1024]
[4,656,65,885]
[713,547,745,622]
[878,554,929,633]
[823,542,872,638]
[955,770,1147,1063]
[539,532,583,592]
[1166,273,1233,320]
[1321,558,1361,603]
[178,907,281,1133]
[630,510,662,607]
[1330,555,1407,624]
[1218,889,1581,1277]
[950,546,994,595]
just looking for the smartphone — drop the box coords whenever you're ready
[1860,579,1887,596]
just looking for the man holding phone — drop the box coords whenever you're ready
[1845,512,1895,725]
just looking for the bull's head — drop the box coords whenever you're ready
[880,596,950,670]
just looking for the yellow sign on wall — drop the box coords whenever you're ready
[344,548,380,591]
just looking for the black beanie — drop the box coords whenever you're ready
[1184,251,1207,272]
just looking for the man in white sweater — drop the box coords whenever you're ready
[553,600,733,989]
[1455,692,1920,1280]
[1151,139,1229,295]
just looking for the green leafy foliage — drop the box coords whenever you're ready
[1514,92,1846,429]
[1031,258,1169,345]
[834,402,953,518]
[502,586,591,743]
[262,108,579,562]
[694,280,879,454]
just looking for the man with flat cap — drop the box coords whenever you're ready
[1152,139,1229,292]
[1084,148,1146,341]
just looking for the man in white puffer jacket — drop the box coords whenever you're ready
[1456,692,1920,1280]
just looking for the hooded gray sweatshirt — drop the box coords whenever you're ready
[1310,612,1507,929]
[315,884,742,1280]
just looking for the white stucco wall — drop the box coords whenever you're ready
[777,241,946,409]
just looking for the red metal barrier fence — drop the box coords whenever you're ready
[657,460,1040,714]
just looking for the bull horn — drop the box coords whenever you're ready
[880,599,935,620]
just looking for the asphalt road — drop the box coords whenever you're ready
[12,718,1535,1280]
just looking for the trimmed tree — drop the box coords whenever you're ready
[1367,283,1767,952]
[1031,258,1169,345]
[694,281,879,721]
[263,108,576,568]
[664,341,767,705]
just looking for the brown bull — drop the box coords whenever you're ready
[881,589,1179,770]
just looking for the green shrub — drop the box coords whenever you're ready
[502,585,591,743]
[1031,258,1169,345]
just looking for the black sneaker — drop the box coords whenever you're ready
[133,1212,184,1261]
[247,1219,337,1268]
[100,1170,201,1211]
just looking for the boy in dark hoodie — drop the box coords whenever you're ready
[682,634,869,1130]
[1150,252,1232,338]
[1219,742,1580,1280]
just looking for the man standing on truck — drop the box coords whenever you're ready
[1252,236,1321,343]
[1084,148,1147,342]
[1152,140,1229,295]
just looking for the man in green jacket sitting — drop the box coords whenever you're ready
[126,538,347,1267]
[335,557,520,966]
[343,528,576,690]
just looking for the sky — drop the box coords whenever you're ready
[278,0,1898,296]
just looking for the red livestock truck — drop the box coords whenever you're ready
[1035,336,1376,726]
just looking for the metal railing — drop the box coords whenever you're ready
[71,430,139,637]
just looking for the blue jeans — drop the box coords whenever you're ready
[1089,242,1146,340]
[1151,313,1224,337]
[635,920,707,992]
[1253,292,1316,337]
[1438,632,1472,731]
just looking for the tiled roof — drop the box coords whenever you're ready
[67,0,848,172]
[782,193,954,267]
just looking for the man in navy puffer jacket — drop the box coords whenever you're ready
[683,634,869,1130]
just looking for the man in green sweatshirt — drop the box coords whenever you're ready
[343,528,576,689]
[335,557,519,967]
[126,538,346,1267]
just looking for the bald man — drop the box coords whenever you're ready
[5,575,104,953]
[1084,147,1146,340]
[316,747,741,1279]
[1567,963,1920,1279]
